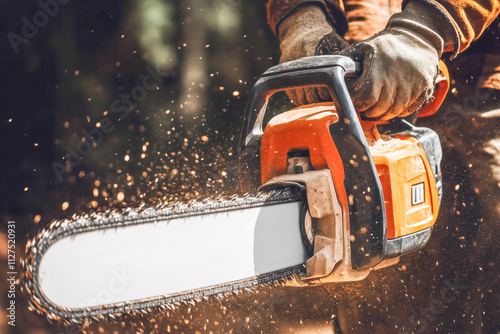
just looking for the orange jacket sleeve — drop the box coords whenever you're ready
[267,0,348,36]
[403,0,500,53]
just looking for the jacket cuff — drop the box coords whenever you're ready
[267,0,348,37]
[402,0,461,58]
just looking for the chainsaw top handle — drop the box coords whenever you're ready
[239,55,389,269]
[240,55,362,149]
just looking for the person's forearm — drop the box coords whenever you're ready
[403,0,500,54]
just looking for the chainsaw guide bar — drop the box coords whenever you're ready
[23,188,306,322]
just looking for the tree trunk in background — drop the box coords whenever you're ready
[179,0,207,117]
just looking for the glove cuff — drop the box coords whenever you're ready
[395,0,460,58]
[268,0,348,38]
[278,5,332,42]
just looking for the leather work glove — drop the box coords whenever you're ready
[279,5,349,105]
[341,0,458,120]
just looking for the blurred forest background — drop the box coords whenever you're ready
[0,0,322,333]
[1,0,351,333]
[2,0,278,223]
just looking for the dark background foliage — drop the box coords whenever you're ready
[0,1,318,332]
[1,0,278,225]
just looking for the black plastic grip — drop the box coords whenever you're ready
[240,55,361,151]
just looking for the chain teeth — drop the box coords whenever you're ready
[22,188,305,324]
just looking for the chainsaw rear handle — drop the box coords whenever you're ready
[417,60,450,118]
[239,55,389,269]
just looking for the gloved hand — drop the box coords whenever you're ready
[278,5,349,105]
[341,0,457,120]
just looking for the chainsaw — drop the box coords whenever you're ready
[23,55,448,322]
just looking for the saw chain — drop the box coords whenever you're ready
[22,187,306,322]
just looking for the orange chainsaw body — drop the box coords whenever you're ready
[260,103,439,240]
[240,55,446,270]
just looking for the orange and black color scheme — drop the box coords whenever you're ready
[239,56,447,271]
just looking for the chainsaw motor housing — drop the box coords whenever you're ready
[238,55,444,281]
